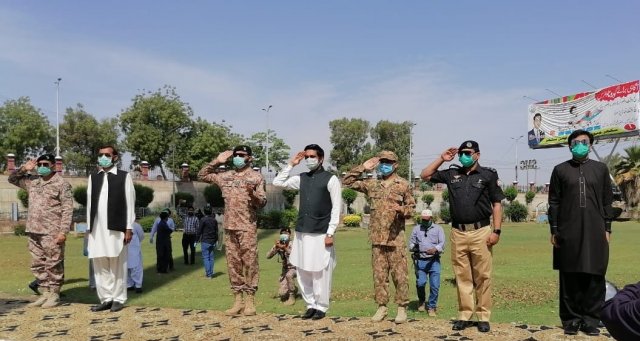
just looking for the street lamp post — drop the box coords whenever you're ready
[408,122,416,185]
[262,105,272,180]
[55,78,62,157]
[510,135,524,186]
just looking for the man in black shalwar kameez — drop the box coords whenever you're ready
[548,129,614,336]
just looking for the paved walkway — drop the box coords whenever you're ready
[0,294,613,340]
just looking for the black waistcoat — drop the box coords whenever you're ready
[90,170,128,232]
[296,167,333,234]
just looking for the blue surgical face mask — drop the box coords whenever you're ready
[571,143,589,159]
[98,155,113,168]
[458,153,476,168]
[232,156,247,169]
[377,163,394,176]
[37,166,52,176]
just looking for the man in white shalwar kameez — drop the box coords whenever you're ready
[273,144,342,320]
[87,146,136,313]
[127,218,144,293]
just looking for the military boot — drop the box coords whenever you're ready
[371,305,388,322]
[224,293,244,316]
[243,293,256,316]
[42,288,61,309]
[395,306,407,324]
[27,289,50,308]
[283,293,296,306]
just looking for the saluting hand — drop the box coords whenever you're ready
[216,150,233,164]
[362,157,380,171]
[23,159,37,172]
[290,151,306,166]
[441,148,458,162]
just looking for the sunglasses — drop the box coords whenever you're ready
[233,153,248,157]
[37,162,52,167]
[458,151,475,156]
[571,140,589,147]
[98,153,113,158]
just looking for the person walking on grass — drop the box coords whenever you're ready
[9,153,73,309]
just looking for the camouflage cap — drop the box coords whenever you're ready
[458,140,480,152]
[378,150,398,162]
[233,145,252,156]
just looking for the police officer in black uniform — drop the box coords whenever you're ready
[420,140,505,333]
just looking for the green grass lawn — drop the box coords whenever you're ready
[1,221,638,326]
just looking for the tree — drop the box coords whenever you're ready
[505,200,529,222]
[73,186,87,206]
[614,145,640,208]
[181,118,243,179]
[134,184,155,208]
[421,193,434,207]
[504,186,518,203]
[119,86,193,180]
[17,189,29,208]
[329,118,372,172]
[370,120,413,179]
[245,130,290,172]
[282,189,299,209]
[441,188,449,202]
[525,191,536,205]
[60,104,119,175]
[342,188,358,214]
[0,97,54,169]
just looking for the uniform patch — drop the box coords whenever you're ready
[450,178,462,184]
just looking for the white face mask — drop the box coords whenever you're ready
[306,158,319,170]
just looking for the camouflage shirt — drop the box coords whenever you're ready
[8,169,74,236]
[343,165,416,246]
[198,161,267,231]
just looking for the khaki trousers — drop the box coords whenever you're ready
[450,226,493,321]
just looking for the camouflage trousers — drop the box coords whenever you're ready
[372,245,409,306]
[224,229,259,294]
[277,267,297,297]
[28,233,65,291]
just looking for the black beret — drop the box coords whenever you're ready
[36,153,56,163]
[233,145,252,156]
[458,140,480,152]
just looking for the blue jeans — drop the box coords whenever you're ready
[201,242,216,278]
[414,257,441,309]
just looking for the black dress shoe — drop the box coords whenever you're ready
[110,302,124,312]
[28,280,41,295]
[91,301,113,312]
[580,324,600,336]
[127,287,134,291]
[301,308,317,319]
[563,322,580,335]
[452,320,473,331]
[311,310,326,320]
[135,287,143,293]
[477,321,490,333]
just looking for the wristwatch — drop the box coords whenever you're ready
[327,234,334,238]
[493,229,501,236]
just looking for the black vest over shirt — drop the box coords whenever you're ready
[296,167,333,234]
[90,170,128,232]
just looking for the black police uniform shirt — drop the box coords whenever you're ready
[430,165,505,225]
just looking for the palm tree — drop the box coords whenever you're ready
[613,146,640,208]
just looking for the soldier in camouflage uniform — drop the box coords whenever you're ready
[8,154,74,309]
[343,150,416,324]
[198,145,267,316]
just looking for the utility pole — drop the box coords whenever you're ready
[511,135,524,185]
[55,78,62,157]
[262,105,272,181]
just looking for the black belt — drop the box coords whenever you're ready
[452,218,490,231]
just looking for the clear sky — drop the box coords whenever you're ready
[1,1,639,185]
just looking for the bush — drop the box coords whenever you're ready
[173,191,194,208]
[504,186,518,202]
[525,190,536,205]
[13,224,26,236]
[505,200,529,222]
[282,208,298,228]
[257,209,284,229]
[135,184,155,208]
[138,216,157,233]
[419,181,433,191]
[342,188,358,214]
[203,185,224,208]
[282,189,298,209]
[17,189,28,208]
[439,206,451,223]
[441,188,449,202]
[73,185,87,206]
[343,214,362,227]
[421,193,434,207]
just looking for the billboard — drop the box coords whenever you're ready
[527,80,640,149]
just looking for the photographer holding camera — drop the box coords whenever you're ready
[409,209,445,317]
[266,228,297,305]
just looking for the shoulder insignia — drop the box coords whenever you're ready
[449,164,462,170]
[481,166,497,173]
